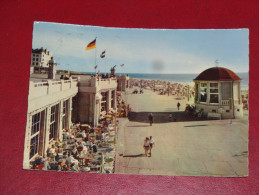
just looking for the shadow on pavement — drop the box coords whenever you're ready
[123,154,146,158]
[128,111,209,123]
[127,125,150,127]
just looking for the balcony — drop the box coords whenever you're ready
[29,78,78,100]
[27,78,79,113]
[79,77,117,93]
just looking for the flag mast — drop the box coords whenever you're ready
[105,50,107,74]
[95,37,97,74]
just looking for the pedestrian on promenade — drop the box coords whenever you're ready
[143,137,150,156]
[149,113,153,126]
[177,102,181,111]
[149,136,155,157]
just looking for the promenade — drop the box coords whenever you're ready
[115,88,248,176]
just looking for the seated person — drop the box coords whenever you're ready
[80,140,86,147]
[100,131,105,140]
[71,146,79,158]
[66,153,79,166]
[81,131,87,139]
[48,145,58,161]
[42,158,51,171]
[70,163,78,172]
[48,145,57,156]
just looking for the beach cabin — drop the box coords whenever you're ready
[194,67,243,119]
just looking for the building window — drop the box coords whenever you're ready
[200,83,207,103]
[210,83,219,103]
[32,62,35,65]
[49,105,58,141]
[101,92,107,101]
[36,62,38,65]
[36,58,38,61]
[30,112,41,159]
[33,54,35,57]
[62,100,68,129]
[33,58,35,61]
[101,102,107,112]
[111,91,115,109]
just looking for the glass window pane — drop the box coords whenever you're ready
[210,94,219,103]
[210,89,219,93]
[210,83,218,87]
[201,83,207,87]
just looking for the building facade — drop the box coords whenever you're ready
[116,75,130,92]
[31,48,53,73]
[194,67,243,119]
[76,75,117,127]
[23,78,78,169]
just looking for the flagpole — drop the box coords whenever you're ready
[95,47,97,74]
[105,50,107,74]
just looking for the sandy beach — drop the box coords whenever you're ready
[115,87,248,176]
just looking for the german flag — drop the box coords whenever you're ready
[85,39,96,50]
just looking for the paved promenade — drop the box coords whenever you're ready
[115,88,248,176]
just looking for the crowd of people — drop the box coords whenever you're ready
[31,119,118,173]
[129,78,194,99]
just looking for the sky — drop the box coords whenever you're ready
[32,22,249,74]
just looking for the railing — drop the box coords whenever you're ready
[33,82,48,87]
[221,100,230,105]
[29,78,78,99]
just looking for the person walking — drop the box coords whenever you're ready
[143,137,150,156]
[149,136,155,157]
[148,113,153,126]
[177,102,181,111]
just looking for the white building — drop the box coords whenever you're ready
[23,77,78,169]
[31,48,53,73]
[116,75,130,92]
[194,67,243,119]
[75,75,117,127]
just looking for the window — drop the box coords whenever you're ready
[101,92,107,101]
[101,102,107,112]
[33,58,35,61]
[62,100,68,129]
[36,58,38,61]
[36,62,38,65]
[200,83,207,103]
[33,54,35,57]
[221,82,231,100]
[111,90,115,109]
[49,105,58,141]
[32,62,35,65]
[30,112,41,159]
[210,83,219,103]
[111,91,115,99]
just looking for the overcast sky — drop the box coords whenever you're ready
[32,22,249,74]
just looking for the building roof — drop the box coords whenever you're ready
[32,48,50,54]
[194,67,242,81]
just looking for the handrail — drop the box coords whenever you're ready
[34,82,48,87]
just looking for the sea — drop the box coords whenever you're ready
[84,72,249,90]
